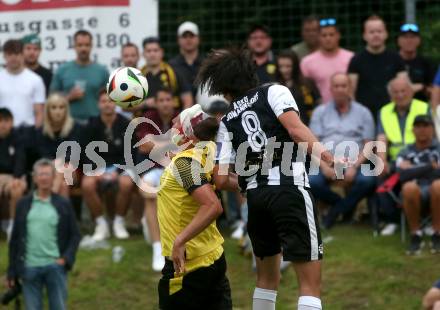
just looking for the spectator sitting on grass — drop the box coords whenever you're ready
[397,115,440,255]
[0,108,27,241]
[7,158,80,310]
[33,93,83,198]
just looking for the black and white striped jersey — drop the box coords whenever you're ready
[216,84,310,191]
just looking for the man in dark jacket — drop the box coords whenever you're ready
[7,158,80,310]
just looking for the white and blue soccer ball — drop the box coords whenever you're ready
[106,67,148,108]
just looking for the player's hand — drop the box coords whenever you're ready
[68,86,85,101]
[344,166,358,183]
[172,238,186,276]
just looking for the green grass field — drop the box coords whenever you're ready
[0,225,438,309]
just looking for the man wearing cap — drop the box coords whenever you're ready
[397,23,436,102]
[22,34,52,97]
[170,21,204,99]
[157,104,232,309]
[397,114,440,255]
[247,24,277,84]
[140,37,193,111]
[300,18,353,103]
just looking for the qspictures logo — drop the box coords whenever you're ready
[0,0,129,11]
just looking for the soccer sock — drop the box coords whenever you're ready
[252,287,277,310]
[95,216,106,226]
[114,215,125,225]
[152,241,162,255]
[298,296,322,310]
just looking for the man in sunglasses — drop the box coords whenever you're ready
[301,18,353,104]
[398,23,436,102]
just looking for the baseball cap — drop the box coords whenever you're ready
[413,114,433,126]
[177,21,199,36]
[399,23,420,35]
[22,34,41,47]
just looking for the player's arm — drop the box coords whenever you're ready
[268,85,334,165]
[171,158,223,274]
[213,164,238,191]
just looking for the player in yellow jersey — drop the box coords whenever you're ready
[157,104,232,310]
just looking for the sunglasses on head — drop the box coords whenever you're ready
[400,23,419,33]
[320,18,337,27]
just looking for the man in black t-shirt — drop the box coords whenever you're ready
[397,23,436,102]
[81,90,135,241]
[22,34,52,97]
[348,15,406,118]
[247,24,277,84]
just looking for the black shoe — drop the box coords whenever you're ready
[406,234,424,255]
[431,233,440,254]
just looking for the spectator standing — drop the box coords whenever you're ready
[291,15,320,61]
[136,88,177,271]
[22,34,52,97]
[140,37,193,110]
[81,90,134,241]
[348,15,406,118]
[33,93,83,198]
[247,24,277,84]
[169,21,204,98]
[309,73,376,229]
[432,68,440,138]
[7,158,81,310]
[0,39,45,127]
[300,18,353,104]
[0,108,27,240]
[398,24,436,102]
[121,42,140,69]
[397,115,440,255]
[275,50,321,125]
[50,30,109,122]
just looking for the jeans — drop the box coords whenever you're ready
[22,263,67,310]
[309,169,376,219]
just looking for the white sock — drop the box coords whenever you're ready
[95,216,107,226]
[152,241,162,255]
[253,287,277,310]
[298,296,322,310]
[114,215,125,225]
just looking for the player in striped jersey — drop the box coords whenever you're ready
[197,48,338,310]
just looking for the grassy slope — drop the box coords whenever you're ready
[0,225,438,309]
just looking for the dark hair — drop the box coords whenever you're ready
[142,37,161,49]
[193,117,219,141]
[247,24,271,38]
[275,49,304,86]
[302,15,320,25]
[207,100,230,116]
[0,107,13,120]
[197,48,258,99]
[74,30,93,41]
[122,42,139,53]
[3,39,23,54]
[155,87,173,99]
[98,87,107,98]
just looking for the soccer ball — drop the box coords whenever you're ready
[106,67,148,108]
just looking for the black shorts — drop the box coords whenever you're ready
[247,185,323,262]
[158,254,232,310]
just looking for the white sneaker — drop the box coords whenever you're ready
[113,220,129,239]
[92,221,110,241]
[231,221,245,240]
[380,223,398,236]
[141,216,151,244]
[152,246,165,272]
